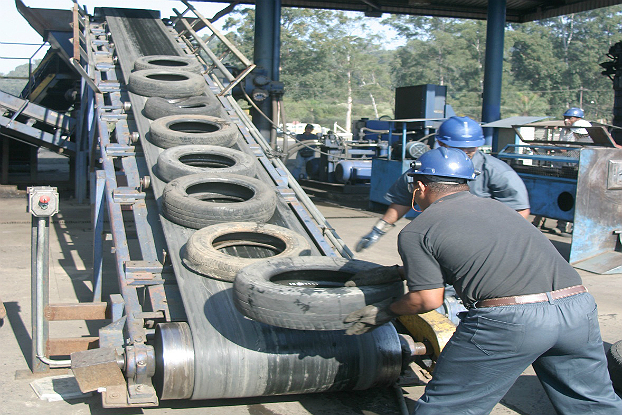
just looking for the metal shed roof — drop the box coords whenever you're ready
[195,0,622,23]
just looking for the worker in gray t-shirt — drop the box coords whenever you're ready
[356,116,530,252]
[343,147,621,414]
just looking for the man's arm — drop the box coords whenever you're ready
[343,287,445,335]
[382,203,412,224]
[517,208,530,219]
[355,203,412,252]
[389,288,445,316]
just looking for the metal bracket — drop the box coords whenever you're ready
[97,80,121,93]
[95,62,116,71]
[101,113,128,122]
[105,144,135,157]
[277,188,298,203]
[112,188,146,204]
[71,347,126,393]
[124,344,158,406]
[124,261,164,286]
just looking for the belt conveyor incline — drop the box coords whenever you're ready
[99,7,402,403]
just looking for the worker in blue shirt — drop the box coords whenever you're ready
[356,116,530,252]
[291,123,318,180]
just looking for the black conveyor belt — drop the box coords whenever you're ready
[102,7,402,400]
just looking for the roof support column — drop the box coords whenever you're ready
[253,0,281,143]
[481,0,506,151]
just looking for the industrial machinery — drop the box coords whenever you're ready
[367,84,453,210]
[291,85,450,188]
[497,122,622,274]
[2,0,458,409]
[309,130,378,183]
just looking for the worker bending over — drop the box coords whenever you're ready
[344,147,622,414]
[356,116,530,252]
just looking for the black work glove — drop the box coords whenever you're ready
[344,265,402,287]
[344,297,399,335]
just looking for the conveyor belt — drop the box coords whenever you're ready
[102,7,402,400]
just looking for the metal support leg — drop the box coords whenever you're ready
[92,170,106,301]
[1,138,8,184]
[31,215,50,373]
[28,186,70,370]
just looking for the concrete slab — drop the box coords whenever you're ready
[30,374,92,402]
[0,190,620,415]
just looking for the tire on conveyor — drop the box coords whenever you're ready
[128,69,205,98]
[233,256,406,331]
[162,173,277,229]
[134,54,203,73]
[607,340,622,391]
[143,96,222,120]
[156,145,257,182]
[149,114,238,149]
[182,222,311,282]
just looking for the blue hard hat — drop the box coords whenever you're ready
[407,147,477,181]
[564,107,584,118]
[436,116,485,148]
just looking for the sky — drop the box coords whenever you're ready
[0,0,230,74]
[0,0,397,75]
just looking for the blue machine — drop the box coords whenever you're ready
[498,144,579,222]
[314,133,377,183]
[497,123,622,274]
[335,160,372,183]
[368,84,454,211]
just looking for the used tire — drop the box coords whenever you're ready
[162,173,277,229]
[128,69,205,98]
[233,256,406,331]
[143,96,222,120]
[607,340,622,391]
[156,145,257,182]
[182,222,312,282]
[134,55,203,73]
[149,114,238,149]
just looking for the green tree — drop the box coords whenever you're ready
[0,63,32,96]
[222,4,622,126]
[387,16,487,119]
[221,8,394,128]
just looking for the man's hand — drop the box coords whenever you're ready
[355,219,395,252]
[344,265,402,287]
[344,298,399,335]
[355,227,383,252]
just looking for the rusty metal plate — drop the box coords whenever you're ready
[47,337,99,356]
[45,302,108,321]
[71,347,125,393]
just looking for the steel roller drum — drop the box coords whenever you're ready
[104,8,403,400]
[155,274,402,400]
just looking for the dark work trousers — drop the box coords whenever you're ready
[414,293,622,414]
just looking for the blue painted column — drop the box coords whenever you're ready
[253,0,281,142]
[482,0,506,151]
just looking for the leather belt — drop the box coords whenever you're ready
[473,285,587,308]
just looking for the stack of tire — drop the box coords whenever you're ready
[128,55,403,332]
[128,55,310,282]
